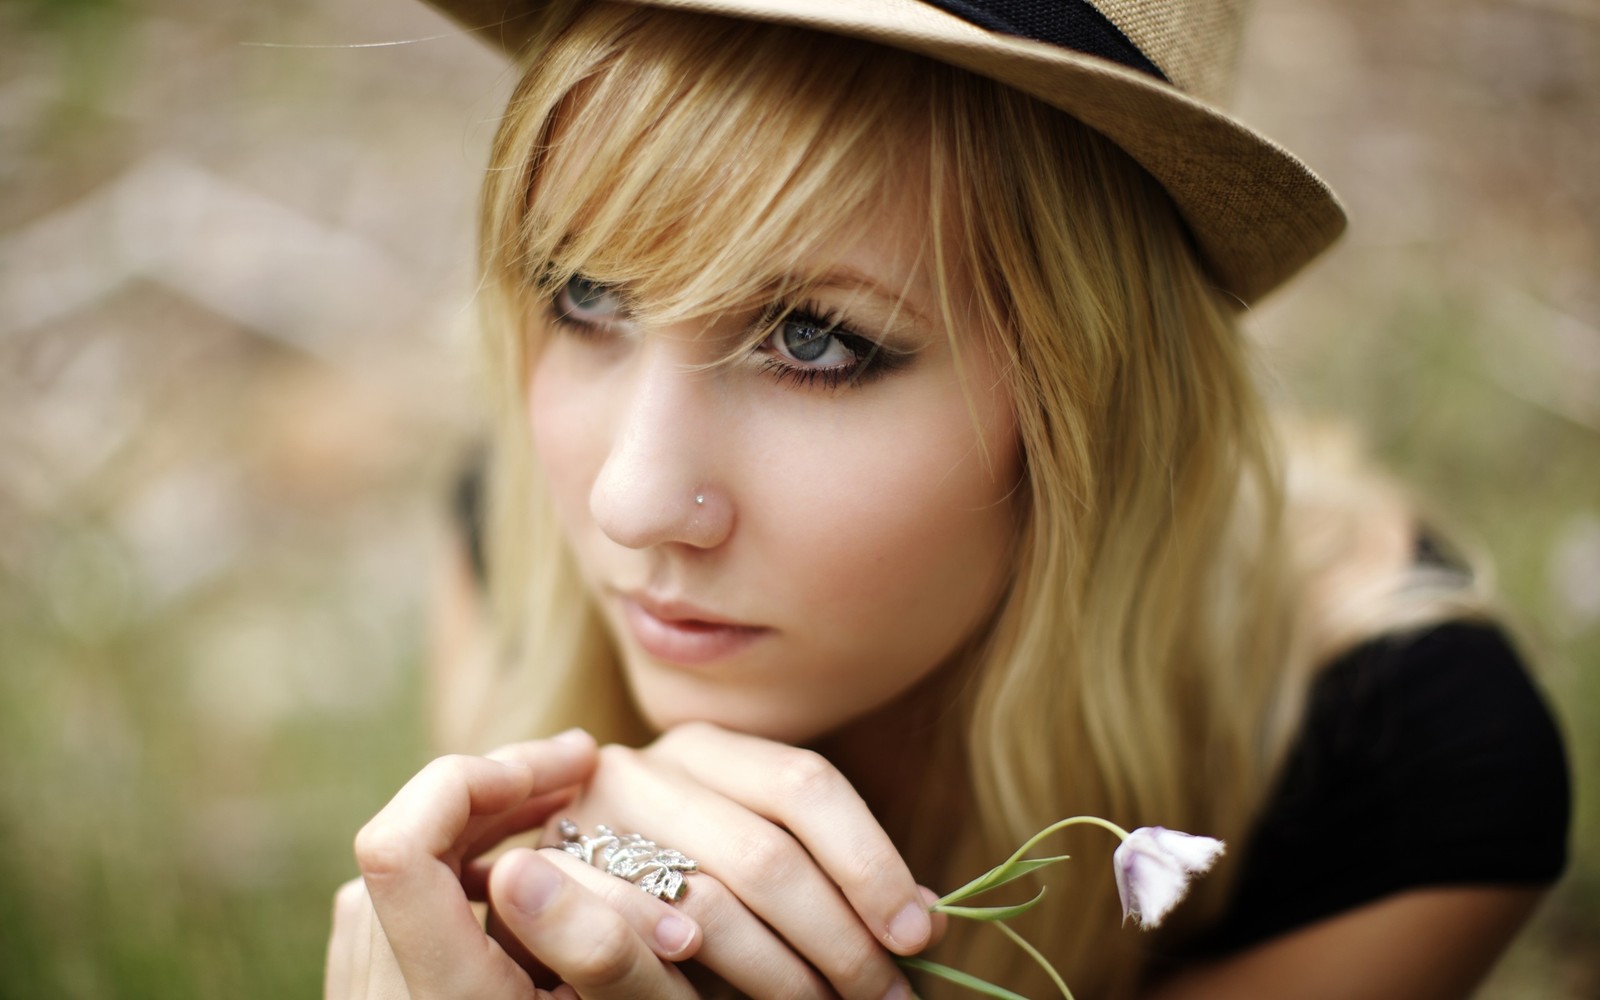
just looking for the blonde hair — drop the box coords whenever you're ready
[450,3,1493,995]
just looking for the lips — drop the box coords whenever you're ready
[618,592,770,666]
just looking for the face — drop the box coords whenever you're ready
[527,178,1022,746]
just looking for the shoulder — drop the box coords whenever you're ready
[1303,621,1567,785]
[1192,620,1571,957]
[1300,621,1570,842]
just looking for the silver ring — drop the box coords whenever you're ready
[558,819,698,902]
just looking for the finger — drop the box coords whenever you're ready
[324,878,412,1000]
[670,867,834,999]
[683,840,903,1000]
[540,848,831,1000]
[356,741,592,997]
[365,895,414,1000]
[464,788,583,870]
[482,847,703,988]
[485,729,598,771]
[921,885,950,948]
[325,879,367,999]
[535,848,703,962]
[586,747,909,999]
[362,738,593,872]
[461,732,599,860]
[660,724,932,954]
[487,849,700,1000]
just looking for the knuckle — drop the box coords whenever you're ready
[595,742,637,772]
[773,747,837,802]
[839,843,893,892]
[648,726,687,754]
[352,821,412,877]
[774,970,831,1000]
[676,874,734,931]
[423,752,476,783]
[651,720,717,756]
[674,719,721,741]
[829,940,891,998]
[736,828,802,883]
[566,918,639,988]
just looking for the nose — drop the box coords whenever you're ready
[589,340,734,551]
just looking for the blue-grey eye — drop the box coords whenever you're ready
[781,319,833,362]
[557,274,625,321]
[756,305,905,391]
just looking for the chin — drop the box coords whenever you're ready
[630,686,852,746]
[638,704,820,745]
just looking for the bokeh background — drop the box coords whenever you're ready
[0,0,1595,996]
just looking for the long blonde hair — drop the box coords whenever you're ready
[449,3,1492,995]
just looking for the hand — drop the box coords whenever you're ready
[325,730,706,999]
[510,722,943,999]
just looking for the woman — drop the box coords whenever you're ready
[325,2,1570,997]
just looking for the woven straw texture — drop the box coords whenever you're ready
[1096,0,1245,103]
[425,0,1345,302]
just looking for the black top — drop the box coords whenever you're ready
[446,462,1571,954]
[1180,620,1571,958]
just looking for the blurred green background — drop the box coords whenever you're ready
[0,0,1595,996]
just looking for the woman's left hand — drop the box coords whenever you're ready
[489,721,942,1000]
[327,732,706,1000]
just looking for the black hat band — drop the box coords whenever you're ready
[924,0,1167,82]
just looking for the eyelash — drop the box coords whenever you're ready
[544,276,907,392]
[548,275,624,337]
[756,300,905,391]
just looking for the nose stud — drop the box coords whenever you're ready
[694,494,705,506]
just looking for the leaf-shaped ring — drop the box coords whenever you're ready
[557,819,699,902]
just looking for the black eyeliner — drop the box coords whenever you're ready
[758,298,909,391]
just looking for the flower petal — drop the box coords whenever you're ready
[1148,827,1226,873]
[1113,827,1227,929]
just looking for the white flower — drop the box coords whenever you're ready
[1113,826,1226,929]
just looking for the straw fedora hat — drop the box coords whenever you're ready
[424,0,1346,304]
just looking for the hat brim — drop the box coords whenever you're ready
[428,0,1346,304]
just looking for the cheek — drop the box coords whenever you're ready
[527,343,601,538]
[746,376,1020,688]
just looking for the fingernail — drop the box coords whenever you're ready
[653,913,694,955]
[887,901,931,951]
[509,855,562,914]
[550,728,590,748]
[883,979,913,1000]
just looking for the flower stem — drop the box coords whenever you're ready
[1019,815,1133,850]
[995,920,1075,1000]
[917,815,1141,999]
[937,816,1132,908]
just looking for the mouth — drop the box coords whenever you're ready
[617,592,771,667]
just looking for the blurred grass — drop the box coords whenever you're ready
[0,0,1595,996]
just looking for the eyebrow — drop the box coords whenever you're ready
[798,266,934,328]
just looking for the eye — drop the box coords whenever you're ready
[554,274,627,326]
[767,313,857,368]
[755,303,908,391]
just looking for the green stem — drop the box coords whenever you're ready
[937,816,1132,907]
[917,815,1134,999]
[995,920,1075,1000]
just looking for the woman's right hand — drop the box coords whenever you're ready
[324,729,707,999]
[518,722,946,1000]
